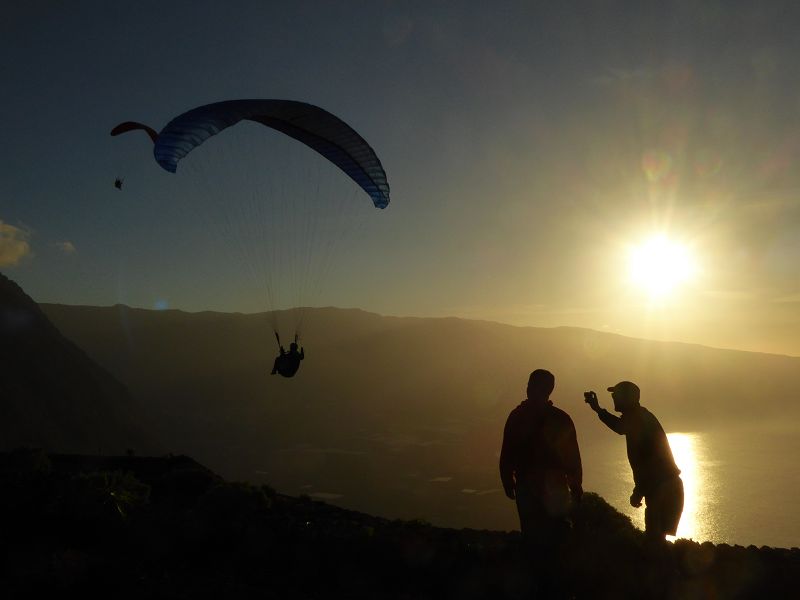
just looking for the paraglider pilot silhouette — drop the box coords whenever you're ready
[271,333,304,378]
[584,381,684,540]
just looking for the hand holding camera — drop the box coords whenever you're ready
[583,390,600,411]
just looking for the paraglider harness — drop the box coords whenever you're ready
[271,332,304,378]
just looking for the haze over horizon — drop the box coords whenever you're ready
[38,299,800,360]
[3,1,800,357]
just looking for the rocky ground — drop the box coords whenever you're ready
[1,449,798,599]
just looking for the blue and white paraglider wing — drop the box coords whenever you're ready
[153,99,390,208]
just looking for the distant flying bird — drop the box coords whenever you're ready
[114,177,124,190]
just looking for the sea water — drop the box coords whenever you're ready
[583,426,800,548]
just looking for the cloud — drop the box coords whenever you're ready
[55,241,76,254]
[699,289,761,300]
[0,221,31,267]
[445,302,608,326]
[772,292,800,304]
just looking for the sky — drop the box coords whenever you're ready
[2,1,800,356]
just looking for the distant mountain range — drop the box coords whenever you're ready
[0,273,153,454]
[36,299,800,531]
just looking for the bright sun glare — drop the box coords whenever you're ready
[628,235,698,299]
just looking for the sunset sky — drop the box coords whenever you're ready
[2,1,800,356]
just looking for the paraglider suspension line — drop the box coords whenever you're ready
[274,331,300,349]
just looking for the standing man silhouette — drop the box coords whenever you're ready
[584,381,683,540]
[500,369,583,543]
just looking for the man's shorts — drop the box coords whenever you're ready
[645,476,684,536]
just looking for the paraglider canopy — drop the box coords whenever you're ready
[111,99,390,209]
[110,121,159,144]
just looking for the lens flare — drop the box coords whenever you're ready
[641,150,673,183]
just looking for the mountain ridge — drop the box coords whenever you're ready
[0,272,155,454]
[41,301,800,360]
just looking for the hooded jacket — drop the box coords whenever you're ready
[500,399,583,499]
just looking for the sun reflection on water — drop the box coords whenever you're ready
[601,428,789,545]
[666,432,698,541]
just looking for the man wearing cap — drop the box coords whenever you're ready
[500,369,583,544]
[584,381,683,540]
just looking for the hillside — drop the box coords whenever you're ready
[0,274,154,454]
[41,304,800,433]
[2,449,797,599]
[39,303,800,533]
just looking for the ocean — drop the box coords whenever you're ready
[252,423,800,549]
[583,425,800,548]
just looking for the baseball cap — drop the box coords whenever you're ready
[607,381,640,399]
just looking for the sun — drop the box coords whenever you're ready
[628,235,698,299]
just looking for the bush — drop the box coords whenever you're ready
[183,482,273,548]
[58,470,150,533]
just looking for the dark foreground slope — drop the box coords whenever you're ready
[2,450,797,600]
[0,273,153,454]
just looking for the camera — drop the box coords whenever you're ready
[583,391,596,402]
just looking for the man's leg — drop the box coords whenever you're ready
[514,480,571,595]
[662,476,684,536]
[515,479,541,538]
[645,477,684,538]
